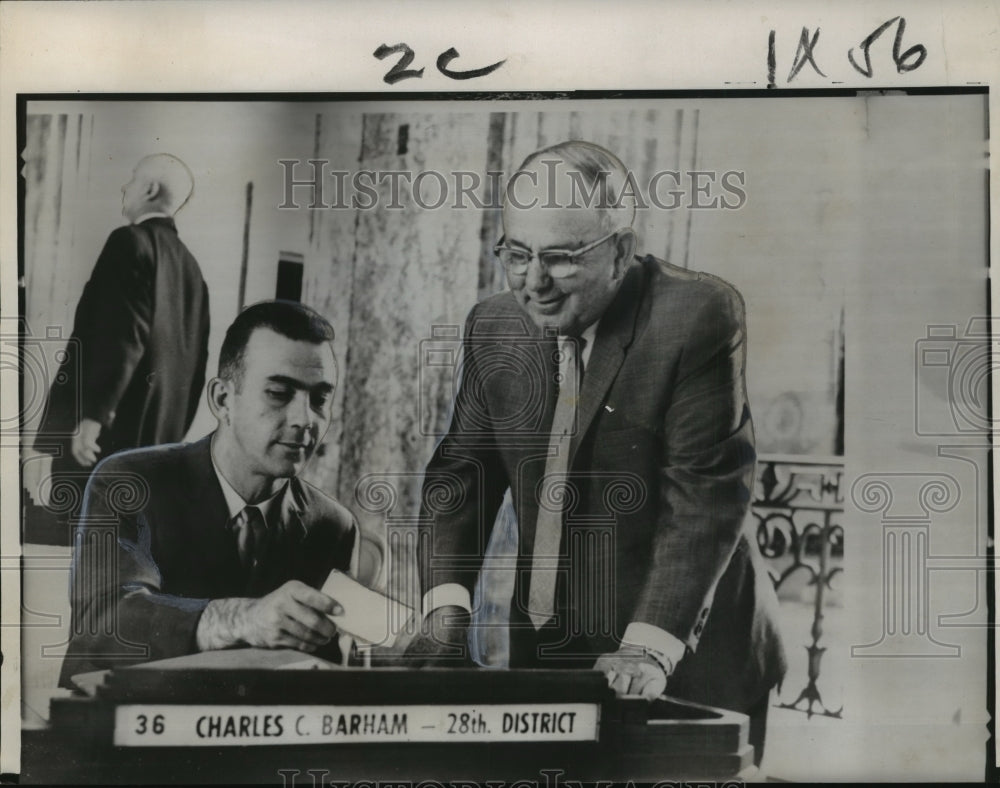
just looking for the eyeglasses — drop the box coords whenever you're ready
[493,229,624,279]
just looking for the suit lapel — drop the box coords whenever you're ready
[280,478,309,541]
[261,477,305,584]
[187,433,229,527]
[182,434,244,587]
[569,261,646,468]
[483,312,560,431]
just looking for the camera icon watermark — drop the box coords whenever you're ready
[1,317,81,441]
[914,318,998,437]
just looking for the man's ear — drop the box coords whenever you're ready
[143,179,161,202]
[206,377,232,425]
[614,228,637,276]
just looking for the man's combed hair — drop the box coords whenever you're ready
[219,300,336,385]
[507,140,637,231]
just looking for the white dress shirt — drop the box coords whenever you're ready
[210,449,287,527]
[131,211,171,225]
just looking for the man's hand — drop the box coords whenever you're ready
[594,645,669,700]
[71,418,103,467]
[196,580,343,653]
[243,581,343,651]
[403,605,475,667]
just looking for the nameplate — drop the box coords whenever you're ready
[113,703,600,747]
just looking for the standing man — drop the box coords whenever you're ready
[59,301,358,686]
[410,141,786,763]
[35,153,210,523]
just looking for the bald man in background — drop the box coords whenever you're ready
[35,153,210,524]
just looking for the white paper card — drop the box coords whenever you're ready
[321,569,414,647]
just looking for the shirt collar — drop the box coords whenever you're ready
[579,321,599,370]
[210,446,287,525]
[558,320,600,371]
[131,211,171,225]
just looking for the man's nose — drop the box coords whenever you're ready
[286,390,314,428]
[523,255,552,293]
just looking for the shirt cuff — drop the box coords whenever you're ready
[623,622,687,675]
[421,584,472,619]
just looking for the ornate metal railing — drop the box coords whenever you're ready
[753,453,844,719]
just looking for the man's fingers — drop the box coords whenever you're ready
[607,669,632,696]
[248,583,347,653]
[286,581,342,616]
[638,681,664,700]
[633,665,667,699]
[71,432,100,466]
[288,600,338,641]
[600,656,666,698]
[277,634,318,653]
[73,448,97,467]
[279,618,330,649]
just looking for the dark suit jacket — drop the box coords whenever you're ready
[37,217,210,460]
[419,255,786,712]
[58,434,359,687]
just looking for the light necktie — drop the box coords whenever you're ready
[528,335,583,629]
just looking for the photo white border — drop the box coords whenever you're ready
[1,1,997,781]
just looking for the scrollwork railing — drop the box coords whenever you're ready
[754,453,844,719]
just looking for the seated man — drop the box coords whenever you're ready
[59,301,358,687]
